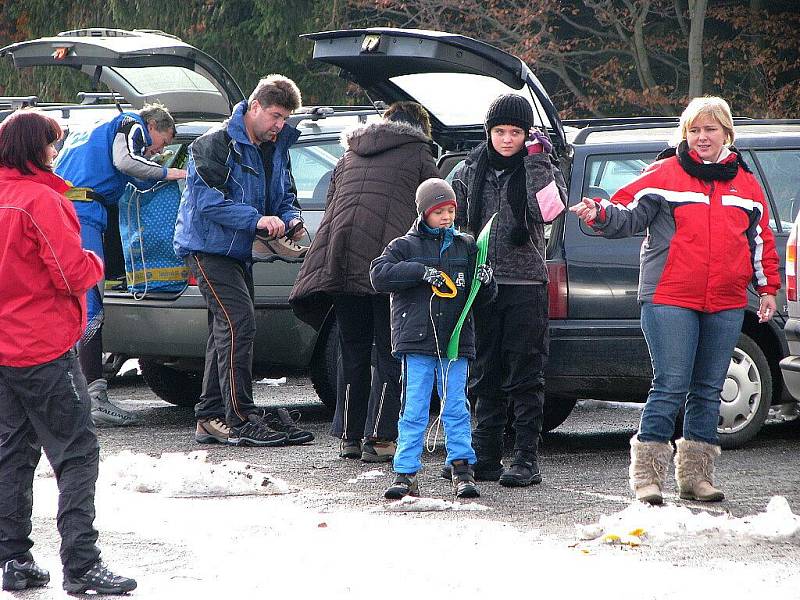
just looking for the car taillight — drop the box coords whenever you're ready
[187,274,198,286]
[788,224,797,302]
[547,262,568,319]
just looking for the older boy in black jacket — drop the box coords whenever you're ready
[370,178,496,499]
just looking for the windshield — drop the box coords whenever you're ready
[390,73,546,128]
[111,66,219,95]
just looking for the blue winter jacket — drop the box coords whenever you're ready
[173,101,301,263]
[54,111,165,231]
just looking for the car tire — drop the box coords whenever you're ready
[309,321,339,412]
[716,333,772,449]
[542,395,577,432]
[140,359,202,408]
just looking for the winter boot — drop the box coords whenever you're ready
[629,436,673,505]
[88,378,138,427]
[339,438,362,459]
[472,437,504,481]
[384,473,419,500]
[2,558,49,591]
[450,459,480,499]
[499,453,542,487]
[674,438,725,502]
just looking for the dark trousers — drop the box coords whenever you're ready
[0,349,101,578]
[187,253,257,428]
[330,294,401,441]
[471,284,549,461]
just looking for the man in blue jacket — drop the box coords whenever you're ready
[174,74,307,447]
[55,103,187,428]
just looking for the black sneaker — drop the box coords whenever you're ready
[63,562,136,595]
[499,458,542,487]
[384,473,419,499]
[2,558,49,591]
[339,438,362,459]
[263,408,314,444]
[450,459,480,498]
[229,414,288,447]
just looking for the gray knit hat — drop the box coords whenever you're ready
[485,93,534,133]
[416,178,457,217]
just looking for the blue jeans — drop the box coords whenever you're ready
[393,355,477,474]
[638,303,744,445]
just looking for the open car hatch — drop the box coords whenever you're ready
[0,28,244,119]
[303,28,566,152]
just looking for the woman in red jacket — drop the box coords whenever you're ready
[0,110,136,594]
[570,97,780,505]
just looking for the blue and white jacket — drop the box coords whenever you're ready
[174,101,301,263]
[55,111,167,231]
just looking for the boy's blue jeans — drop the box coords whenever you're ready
[639,302,744,445]
[393,354,477,474]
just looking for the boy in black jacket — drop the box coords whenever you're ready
[370,178,496,499]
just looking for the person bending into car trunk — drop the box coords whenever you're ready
[452,94,567,487]
[570,96,780,505]
[54,102,187,428]
[174,75,313,448]
[289,101,439,463]
[0,109,136,594]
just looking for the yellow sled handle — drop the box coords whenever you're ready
[431,272,457,298]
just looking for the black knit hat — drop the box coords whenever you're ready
[485,94,534,133]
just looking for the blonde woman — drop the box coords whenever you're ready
[570,97,780,504]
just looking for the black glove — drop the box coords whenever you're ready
[475,263,493,285]
[422,266,446,288]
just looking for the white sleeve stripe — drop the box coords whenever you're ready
[633,187,709,205]
[0,206,73,294]
[126,123,162,168]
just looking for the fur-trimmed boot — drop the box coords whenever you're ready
[629,436,673,505]
[674,438,725,502]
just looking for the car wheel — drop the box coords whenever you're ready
[717,333,772,449]
[140,359,202,407]
[309,321,338,412]
[542,395,577,432]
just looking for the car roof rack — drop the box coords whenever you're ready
[0,96,38,109]
[56,28,182,40]
[569,116,782,144]
[289,105,380,126]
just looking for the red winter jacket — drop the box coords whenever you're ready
[592,151,780,312]
[0,165,104,367]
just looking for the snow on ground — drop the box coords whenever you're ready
[378,496,491,512]
[346,469,385,483]
[26,452,800,599]
[578,496,800,546]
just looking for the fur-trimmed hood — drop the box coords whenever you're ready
[341,119,431,157]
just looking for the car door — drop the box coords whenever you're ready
[303,27,567,156]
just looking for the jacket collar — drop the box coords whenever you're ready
[0,165,69,193]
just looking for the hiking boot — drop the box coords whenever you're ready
[263,408,314,445]
[195,416,231,444]
[451,459,480,499]
[339,438,362,459]
[63,561,136,595]
[499,456,542,487]
[384,473,419,500]
[228,413,288,447]
[361,439,396,463]
[252,232,308,262]
[2,558,49,591]
[88,378,138,427]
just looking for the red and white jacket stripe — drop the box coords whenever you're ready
[591,153,780,313]
[0,165,104,367]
